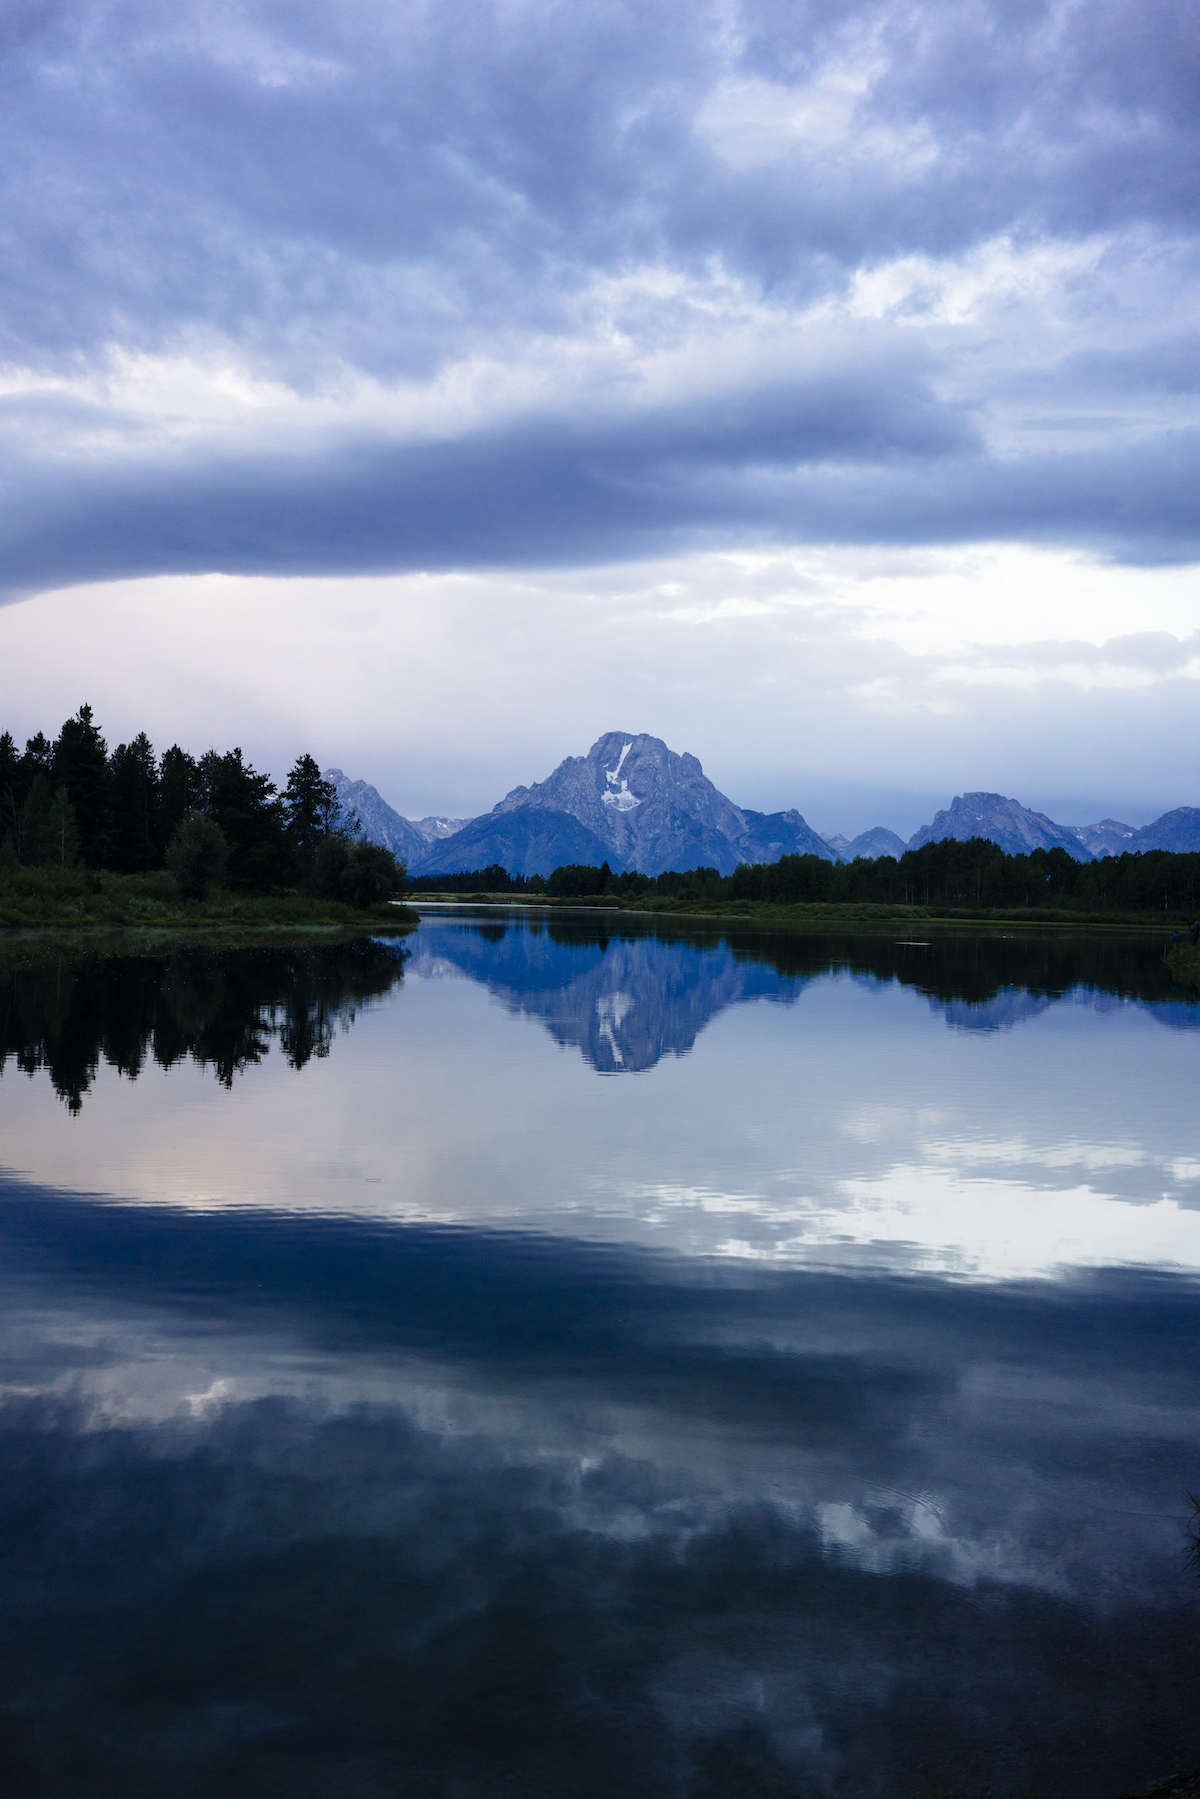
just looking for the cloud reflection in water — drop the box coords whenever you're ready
[0,1183,1196,1797]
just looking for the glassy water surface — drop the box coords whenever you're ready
[1,912,1197,1797]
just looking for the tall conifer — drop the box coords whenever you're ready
[52,704,111,866]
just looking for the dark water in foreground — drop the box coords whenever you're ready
[0,912,1197,1797]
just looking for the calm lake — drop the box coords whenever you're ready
[1,910,1198,1798]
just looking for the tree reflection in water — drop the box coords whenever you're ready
[0,935,411,1112]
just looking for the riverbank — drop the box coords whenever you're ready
[0,867,418,934]
[0,918,420,979]
[407,890,1189,934]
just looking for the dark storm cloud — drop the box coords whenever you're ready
[3,411,1198,600]
[0,399,987,597]
[1,0,1198,588]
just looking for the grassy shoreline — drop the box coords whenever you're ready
[406,890,1190,935]
[0,867,419,934]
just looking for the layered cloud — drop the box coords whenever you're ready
[2,0,1199,596]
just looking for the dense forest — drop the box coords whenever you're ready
[0,705,404,906]
[443,840,1200,916]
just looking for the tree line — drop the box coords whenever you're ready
[0,705,404,906]
[405,864,548,895]
[434,839,1200,914]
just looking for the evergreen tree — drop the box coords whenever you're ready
[198,748,286,890]
[283,753,343,882]
[19,777,79,868]
[157,745,200,857]
[52,704,111,866]
[22,733,54,779]
[110,733,160,872]
[46,786,81,869]
[0,731,21,857]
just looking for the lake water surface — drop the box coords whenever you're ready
[1,910,1198,1797]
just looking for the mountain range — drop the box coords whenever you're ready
[328,734,834,877]
[901,792,1200,860]
[324,739,1200,875]
[908,792,1085,858]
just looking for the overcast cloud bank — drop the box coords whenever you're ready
[2,0,1199,594]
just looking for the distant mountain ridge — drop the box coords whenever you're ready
[1066,818,1137,856]
[323,770,474,859]
[904,795,1200,860]
[843,826,909,861]
[908,792,1087,859]
[821,829,908,861]
[328,752,1200,875]
[1124,806,1200,852]
[322,769,428,863]
[412,814,473,842]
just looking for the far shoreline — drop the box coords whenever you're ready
[403,892,1196,940]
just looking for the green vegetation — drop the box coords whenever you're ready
[1165,941,1200,984]
[547,861,613,898]
[414,838,1200,929]
[1,707,410,927]
[0,865,417,932]
[406,863,546,894]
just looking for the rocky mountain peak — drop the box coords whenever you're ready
[404,732,833,876]
[489,731,749,866]
[909,791,1088,858]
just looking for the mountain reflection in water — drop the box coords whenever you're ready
[412,910,1197,1072]
[0,916,1198,1796]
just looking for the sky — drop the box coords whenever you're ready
[0,0,1197,837]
